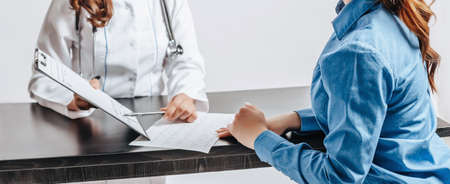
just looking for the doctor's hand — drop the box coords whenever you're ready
[67,78,101,111]
[161,93,197,123]
[221,104,268,150]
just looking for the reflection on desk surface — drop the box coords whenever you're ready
[0,87,448,161]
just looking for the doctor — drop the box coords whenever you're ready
[28,0,208,122]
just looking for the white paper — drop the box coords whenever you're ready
[35,50,148,138]
[130,112,234,153]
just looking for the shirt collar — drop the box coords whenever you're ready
[332,0,378,40]
[335,0,346,14]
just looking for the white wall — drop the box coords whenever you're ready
[0,0,336,103]
[431,0,450,122]
[0,1,50,103]
[189,0,335,92]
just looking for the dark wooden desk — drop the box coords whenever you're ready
[0,87,448,183]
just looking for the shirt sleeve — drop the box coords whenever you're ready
[164,0,209,112]
[28,0,94,119]
[254,42,394,184]
[295,108,321,132]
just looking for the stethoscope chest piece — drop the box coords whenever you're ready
[160,0,183,60]
[166,40,183,60]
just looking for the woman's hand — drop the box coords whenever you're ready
[217,112,301,138]
[67,78,100,111]
[223,104,268,149]
[162,93,197,123]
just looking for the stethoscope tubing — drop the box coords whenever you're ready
[160,0,176,42]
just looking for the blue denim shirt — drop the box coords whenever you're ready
[254,0,450,183]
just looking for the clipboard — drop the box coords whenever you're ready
[33,49,150,140]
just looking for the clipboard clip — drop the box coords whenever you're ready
[34,49,47,68]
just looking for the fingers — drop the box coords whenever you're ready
[164,96,181,120]
[239,102,257,113]
[168,103,184,121]
[217,128,228,132]
[237,103,263,118]
[164,96,197,122]
[243,103,259,113]
[238,106,250,114]
[244,102,256,109]
[237,106,252,118]
[74,94,93,110]
[67,98,80,111]
[180,110,191,120]
[186,112,197,123]
[166,108,196,122]
[180,104,197,122]
[89,78,101,90]
[74,77,100,110]
[76,100,91,110]
[169,108,182,120]
[163,104,177,120]
[218,131,231,138]
[216,128,232,138]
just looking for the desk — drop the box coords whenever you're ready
[0,87,449,183]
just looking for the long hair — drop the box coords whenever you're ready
[379,0,440,92]
[70,0,113,28]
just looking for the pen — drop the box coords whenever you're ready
[123,111,166,117]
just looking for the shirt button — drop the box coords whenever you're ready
[129,74,136,82]
[125,3,132,11]
[130,41,136,48]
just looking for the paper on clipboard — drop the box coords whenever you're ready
[33,49,149,139]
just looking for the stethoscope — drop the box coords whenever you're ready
[159,0,184,59]
[75,0,183,88]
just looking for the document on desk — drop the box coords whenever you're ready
[130,112,234,153]
[33,49,149,139]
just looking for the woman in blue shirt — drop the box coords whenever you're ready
[217,0,450,183]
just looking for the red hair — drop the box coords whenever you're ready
[70,0,113,28]
[380,0,440,92]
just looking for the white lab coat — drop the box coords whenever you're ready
[28,0,208,119]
